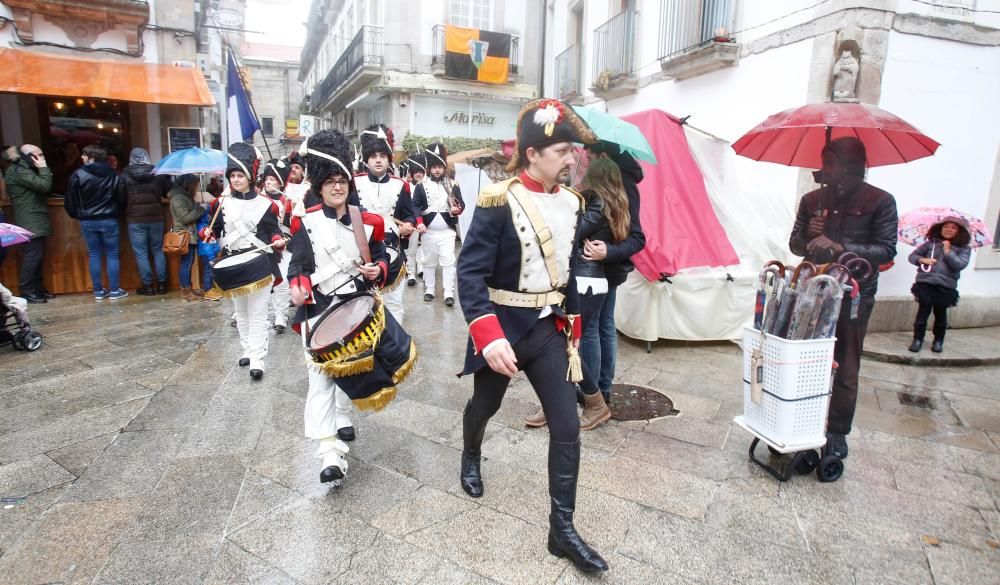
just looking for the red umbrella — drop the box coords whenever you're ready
[733,102,940,168]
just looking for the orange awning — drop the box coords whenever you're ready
[0,48,215,107]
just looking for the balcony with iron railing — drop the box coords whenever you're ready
[554,45,580,102]
[659,0,738,80]
[431,24,520,81]
[590,9,639,99]
[310,25,384,112]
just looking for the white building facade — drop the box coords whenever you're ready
[543,0,1000,328]
[299,0,544,145]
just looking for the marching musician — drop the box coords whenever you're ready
[404,153,427,287]
[412,143,464,306]
[261,159,295,334]
[201,143,285,381]
[287,130,389,484]
[456,99,608,573]
[282,151,312,212]
[353,123,416,324]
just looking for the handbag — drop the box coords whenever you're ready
[163,229,191,256]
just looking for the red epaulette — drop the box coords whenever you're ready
[360,211,385,241]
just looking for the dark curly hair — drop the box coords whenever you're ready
[304,129,356,200]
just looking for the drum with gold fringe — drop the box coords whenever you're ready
[306,292,416,411]
[210,250,274,298]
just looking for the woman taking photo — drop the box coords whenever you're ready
[168,174,206,301]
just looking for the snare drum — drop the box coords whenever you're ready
[382,245,407,291]
[211,250,274,297]
[306,292,417,412]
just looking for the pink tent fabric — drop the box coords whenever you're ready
[620,109,739,280]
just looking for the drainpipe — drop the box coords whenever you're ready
[538,0,547,98]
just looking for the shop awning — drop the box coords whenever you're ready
[0,48,215,107]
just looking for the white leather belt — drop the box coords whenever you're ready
[488,288,564,308]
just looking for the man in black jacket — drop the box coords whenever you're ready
[580,140,646,402]
[789,137,897,460]
[66,145,128,300]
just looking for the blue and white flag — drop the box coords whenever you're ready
[226,49,260,143]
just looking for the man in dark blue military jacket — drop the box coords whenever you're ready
[456,98,608,574]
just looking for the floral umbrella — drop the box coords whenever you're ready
[898,206,993,248]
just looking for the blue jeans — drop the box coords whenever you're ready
[127,222,167,285]
[578,292,607,396]
[199,255,214,290]
[179,246,196,288]
[580,286,618,396]
[79,219,121,293]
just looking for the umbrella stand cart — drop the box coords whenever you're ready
[734,262,847,483]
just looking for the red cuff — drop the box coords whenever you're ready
[554,314,582,341]
[271,234,283,244]
[416,217,424,226]
[291,275,313,302]
[469,314,505,354]
[377,260,389,284]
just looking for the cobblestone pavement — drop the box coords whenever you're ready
[1,288,998,584]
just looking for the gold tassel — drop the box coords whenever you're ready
[220,276,273,299]
[391,340,418,385]
[566,344,583,383]
[353,386,398,412]
[564,314,583,383]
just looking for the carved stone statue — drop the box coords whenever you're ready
[832,51,860,101]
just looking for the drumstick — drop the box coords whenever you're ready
[203,194,228,243]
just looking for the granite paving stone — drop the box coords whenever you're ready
[226,498,379,584]
[0,454,74,497]
[0,498,144,585]
[203,540,299,585]
[3,291,1000,584]
[59,430,185,503]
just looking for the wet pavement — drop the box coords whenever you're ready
[1,288,998,584]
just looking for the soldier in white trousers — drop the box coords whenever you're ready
[412,143,465,306]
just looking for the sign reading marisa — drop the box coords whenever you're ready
[444,25,511,84]
[443,111,496,126]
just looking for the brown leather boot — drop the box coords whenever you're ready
[524,408,547,428]
[180,287,201,302]
[579,392,611,431]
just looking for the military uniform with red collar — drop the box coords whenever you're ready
[455,99,609,574]
[202,144,284,379]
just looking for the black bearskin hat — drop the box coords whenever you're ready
[226,142,263,181]
[261,158,291,189]
[424,142,448,168]
[360,123,394,162]
[302,130,355,193]
[285,151,305,170]
[507,98,597,172]
[407,153,427,177]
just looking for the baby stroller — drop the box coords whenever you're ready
[0,282,43,351]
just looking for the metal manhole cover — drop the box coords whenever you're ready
[609,383,679,421]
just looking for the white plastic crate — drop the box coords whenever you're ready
[740,324,836,449]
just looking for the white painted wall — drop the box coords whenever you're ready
[604,38,815,233]
[869,30,1000,297]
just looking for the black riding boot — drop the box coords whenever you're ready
[547,439,608,573]
[460,400,488,498]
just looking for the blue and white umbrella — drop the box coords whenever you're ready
[153,147,227,175]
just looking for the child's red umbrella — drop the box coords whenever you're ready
[732,102,940,168]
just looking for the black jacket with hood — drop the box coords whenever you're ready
[65,162,123,221]
[603,152,646,287]
[121,148,170,223]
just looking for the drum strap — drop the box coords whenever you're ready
[348,205,372,264]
